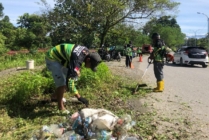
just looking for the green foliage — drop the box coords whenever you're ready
[143,16,186,50]
[78,62,112,88]
[0,52,45,71]
[149,24,185,50]
[0,32,7,54]
[0,15,16,49]
[15,13,51,50]
[0,71,53,104]
[0,61,154,140]
[0,3,4,17]
[46,0,179,46]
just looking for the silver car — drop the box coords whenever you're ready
[173,46,209,68]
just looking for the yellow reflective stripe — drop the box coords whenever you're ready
[69,79,78,94]
[66,44,75,60]
[63,61,68,67]
[72,80,78,94]
[56,45,66,60]
[50,49,62,62]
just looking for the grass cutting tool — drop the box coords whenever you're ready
[134,57,153,93]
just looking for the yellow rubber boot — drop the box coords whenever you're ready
[153,81,164,92]
[159,80,164,91]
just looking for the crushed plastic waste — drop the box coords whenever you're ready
[30,108,138,140]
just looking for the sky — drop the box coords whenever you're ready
[1,0,209,38]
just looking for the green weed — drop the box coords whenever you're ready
[0,53,45,71]
[0,63,154,140]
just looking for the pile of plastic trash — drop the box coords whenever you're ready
[30,108,138,140]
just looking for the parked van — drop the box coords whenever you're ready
[142,44,153,54]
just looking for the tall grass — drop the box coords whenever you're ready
[0,53,46,71]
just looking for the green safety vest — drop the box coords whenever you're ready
[153,46,166,61]
[125,47,132,56]
[137,48,141,53]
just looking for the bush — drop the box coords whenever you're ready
[0,71,53,104]
[78,62,112,88]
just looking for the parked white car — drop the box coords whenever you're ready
[173,46,208,68]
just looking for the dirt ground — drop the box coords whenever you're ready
[106,56,209,140]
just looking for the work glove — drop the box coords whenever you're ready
[78,97,89,107]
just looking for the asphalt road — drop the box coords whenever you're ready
[133,55,209,124]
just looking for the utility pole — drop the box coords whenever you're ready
[197,12,209,49]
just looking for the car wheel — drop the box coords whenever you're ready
[180,58,183,66]
[202,64,208,68]
[172,60,176,64]
[105,55,110,62]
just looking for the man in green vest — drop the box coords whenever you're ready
[125,43,133,68]
[137,47,142,57]
[45,43,102,114]
[149,33,166,92]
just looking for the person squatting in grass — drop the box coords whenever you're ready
[45,43,102,114]
[149,33,166,92]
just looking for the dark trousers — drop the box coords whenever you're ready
[153,61,164,81]
[125,55,132,67]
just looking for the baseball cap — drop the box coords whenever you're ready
[89,52,102,72]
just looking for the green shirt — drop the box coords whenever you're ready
[137,48,141,53]
[125,47,132,56]
[46,44,75,67]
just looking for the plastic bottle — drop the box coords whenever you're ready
[69,133,83,140]
[121,114,132,124]
[125,137,138,140]
[48,124,64,138]
[57,131,74,140]
[96,130,112,140]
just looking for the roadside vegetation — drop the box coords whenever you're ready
[0,52,46,71]
[0,60,159,140]
[0,0,208,139]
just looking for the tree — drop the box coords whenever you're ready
[0,15,16,50]
[143,16,185,50]
[197,38,208,48]
[43,0,179,47]
[16,13,51,49]
[0,32,6,54]
[0,3,4,18]
[149,24,185,50]
[143,16,180,35]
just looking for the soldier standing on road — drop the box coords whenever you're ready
[149,33,166,92]
[45,43,102,114]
